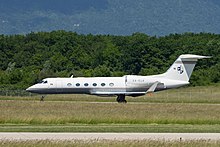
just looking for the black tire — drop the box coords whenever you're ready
[116,97,120,102]
[116,95,127,103]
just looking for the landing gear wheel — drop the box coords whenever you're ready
[40,96,45,102]
[116,95,127,103]
[116,97,120,102]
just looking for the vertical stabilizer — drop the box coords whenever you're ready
[163,54,210,82]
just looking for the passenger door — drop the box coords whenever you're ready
[56,80,63,93]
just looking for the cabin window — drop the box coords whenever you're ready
[43,81,48,84]
[67,83,72,86]
[109,83,114,87]
[93,83,97,87]
[101,83,106,87]
[76,83,80,87]
[84,83,89,87]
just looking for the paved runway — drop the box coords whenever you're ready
[0,133,220,141]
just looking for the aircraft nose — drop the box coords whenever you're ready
[26,86,33,92]
[26,85,37,93]
[26,84,47,94]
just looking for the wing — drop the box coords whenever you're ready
[90,81,160,96]
[146,81,160,94]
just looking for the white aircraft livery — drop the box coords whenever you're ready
[26,54,210,103]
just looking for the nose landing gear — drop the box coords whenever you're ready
[40,95,45,102]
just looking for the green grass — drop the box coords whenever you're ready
[0,101,220,125]
[1,140,220,147]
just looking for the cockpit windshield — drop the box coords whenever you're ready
[38,80,48,84]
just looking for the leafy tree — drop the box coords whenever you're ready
[92,65,112,77]
[0,31,219,90]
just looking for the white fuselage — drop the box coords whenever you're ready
[26,75,189,97]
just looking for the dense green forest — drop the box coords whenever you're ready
[0,31,219,90]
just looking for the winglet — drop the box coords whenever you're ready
[146,81,160,94]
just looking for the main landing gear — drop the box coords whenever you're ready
[116,95,127,103]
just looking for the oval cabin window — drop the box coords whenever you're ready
[109,83,114,87]
[67,83,72,86]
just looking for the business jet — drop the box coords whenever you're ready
[26,54,210,103]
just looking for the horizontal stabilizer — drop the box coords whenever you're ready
[179,54,211,59]
[146,81,160,93]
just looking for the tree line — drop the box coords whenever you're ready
[0,31,219,90]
